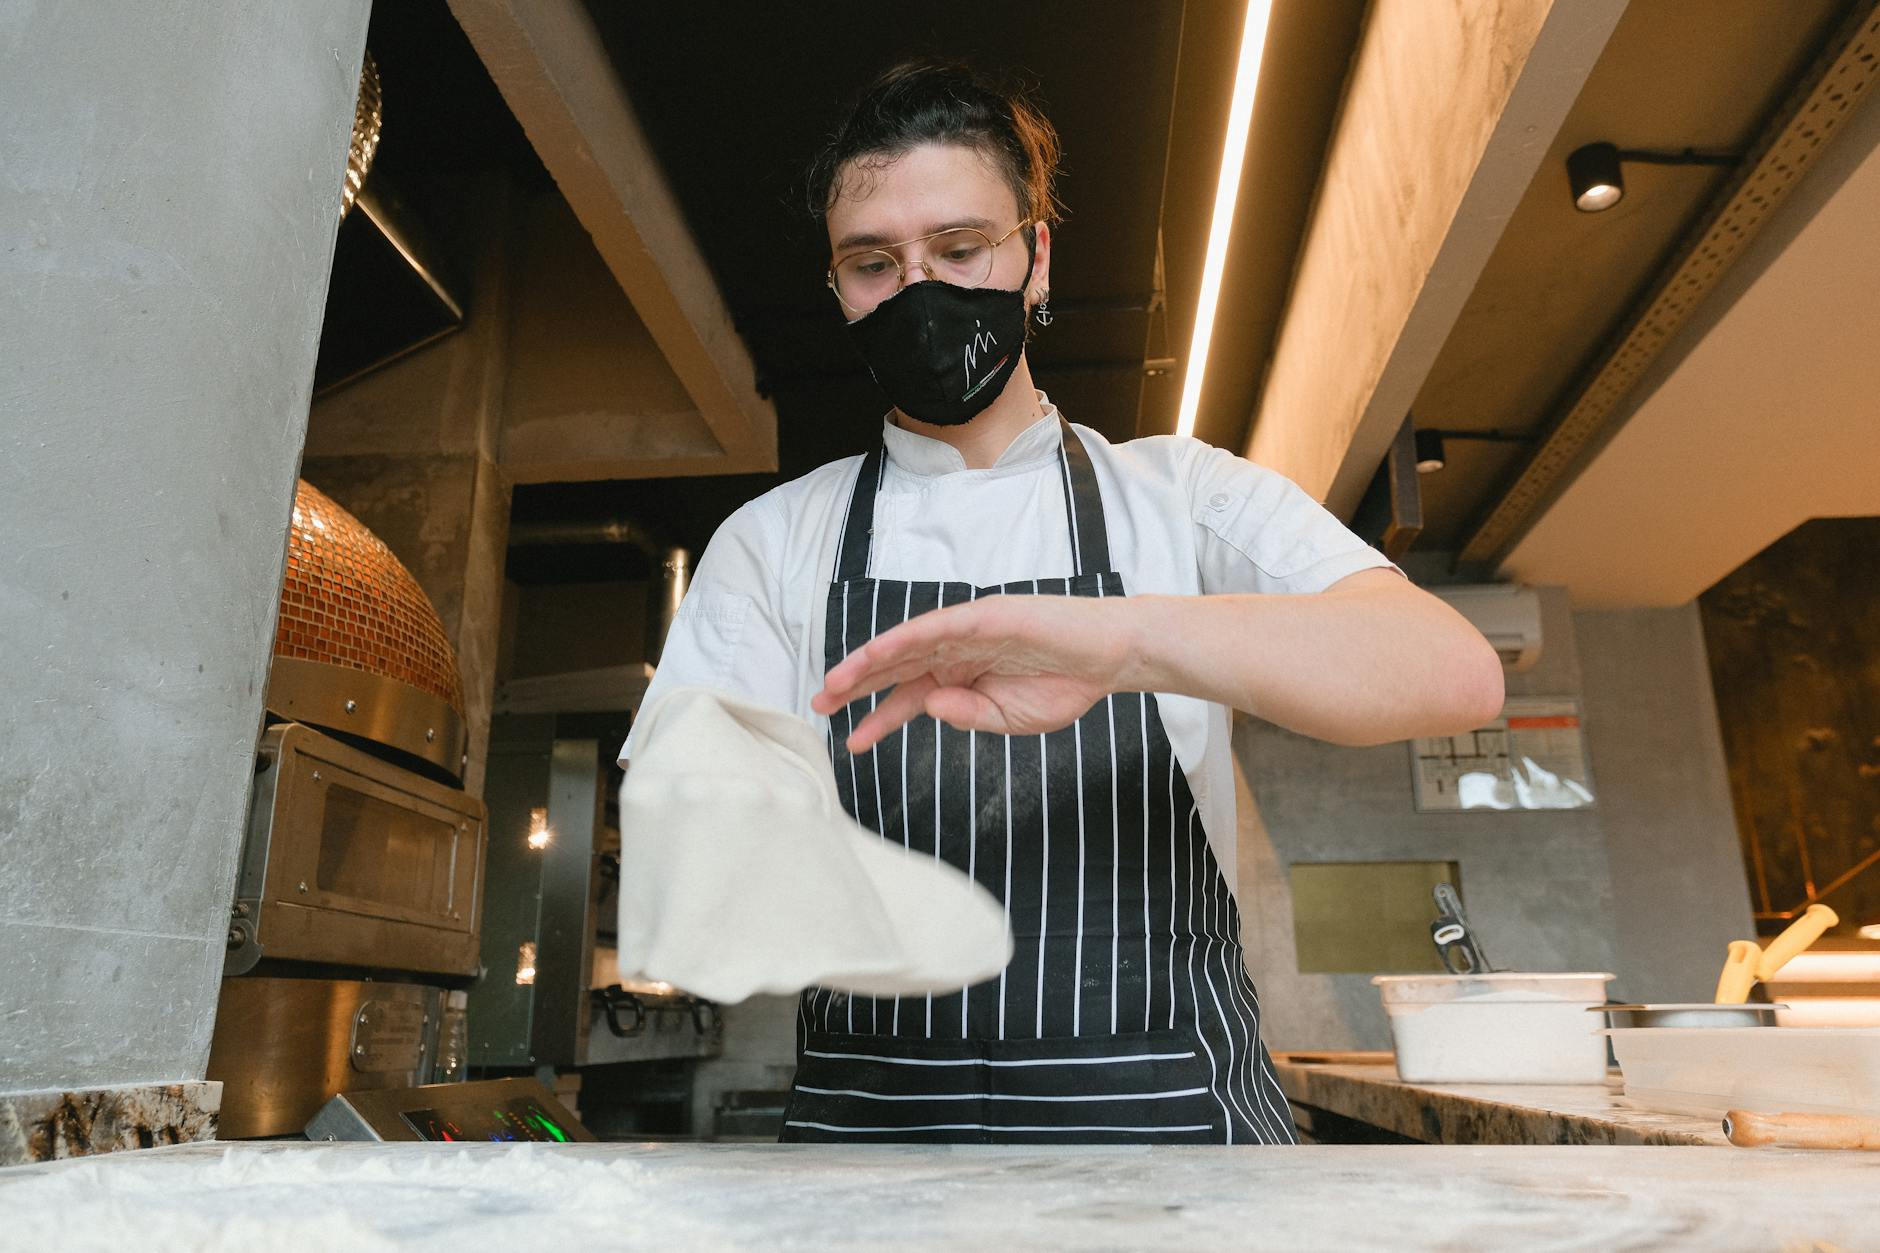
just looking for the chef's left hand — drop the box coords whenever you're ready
[812,595,1134,753]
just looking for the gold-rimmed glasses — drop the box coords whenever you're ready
[827,220,1033,316]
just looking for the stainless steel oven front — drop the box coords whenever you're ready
[227,721,486,977]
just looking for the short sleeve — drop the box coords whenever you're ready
[1186,443,1397,596]
[619,495,797,765]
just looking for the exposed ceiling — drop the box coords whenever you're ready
[1144,0,1370,449]
[1403,0,1853,555]
[584,0,1184,454]
[503,0,1366,559]
[351,0,1873,600]
[330,1,1368,567]
[1499,87,1880,606]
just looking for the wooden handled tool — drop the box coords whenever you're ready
[1755,903,1839,981]
[1712,904,1840,1004]
[1724,1109,1880,1150]
[1714,940,1762,1004]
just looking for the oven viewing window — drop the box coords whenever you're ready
[316,781,460,917]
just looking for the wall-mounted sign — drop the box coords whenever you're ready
[1411,697,1594,812]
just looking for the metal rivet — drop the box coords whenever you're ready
[344,700,357,714]
[226,928,242,946]
[355,1045,365,1055]
[233,902,249,917]
[298,881,309,894]
[311,770,321,781]
[425,728,435,742]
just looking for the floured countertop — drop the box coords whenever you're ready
[3,1140,1877,1250]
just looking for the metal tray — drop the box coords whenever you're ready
[1590,1003,1786,1028]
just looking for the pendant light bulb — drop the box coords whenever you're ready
[1414,429,1446,474]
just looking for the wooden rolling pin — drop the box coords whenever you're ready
[1724,1109,1880,1150]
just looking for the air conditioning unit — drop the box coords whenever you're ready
[1434,584,1542,672]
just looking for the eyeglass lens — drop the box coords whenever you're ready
[833,228,996,311]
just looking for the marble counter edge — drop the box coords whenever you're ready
[0,1081,222,1166]
[1272,1058,1725,1146]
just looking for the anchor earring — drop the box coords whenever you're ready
[1033,290,1053,327]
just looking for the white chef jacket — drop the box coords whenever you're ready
[620,391,1395,884]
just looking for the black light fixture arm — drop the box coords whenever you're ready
[1417,429,1534,443]
[1410,422,1536,475]
[1608,146,1740,168]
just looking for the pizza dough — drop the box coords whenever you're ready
[614,685,1014,1003]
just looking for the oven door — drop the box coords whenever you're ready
[229,721,485,976]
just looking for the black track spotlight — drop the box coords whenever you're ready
[1414,429,1445,474]
[1567,142,1740,213]
[1411,425,1536,474]
[1568,142,1625,212]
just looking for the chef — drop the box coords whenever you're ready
[620,60,1504,1145]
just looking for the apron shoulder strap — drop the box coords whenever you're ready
[834,443,886,584]
[1056,417,1112,576]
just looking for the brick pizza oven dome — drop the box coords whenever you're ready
[267,480,467,778]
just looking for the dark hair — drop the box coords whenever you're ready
[805,59,1064,231]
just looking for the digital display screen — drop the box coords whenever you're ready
[399,1097,573,1142]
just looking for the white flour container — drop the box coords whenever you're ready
[1373,972,1615,1083]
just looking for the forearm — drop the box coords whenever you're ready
[1115,576,1505,746]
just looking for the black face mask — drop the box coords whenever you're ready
[844,241,1036,426]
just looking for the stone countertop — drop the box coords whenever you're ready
[1273,1053,1726,1145]
[4,1140,1878,1250]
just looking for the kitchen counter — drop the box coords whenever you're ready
[1273,1053,1727,1145]
[4,1140,1877,1250]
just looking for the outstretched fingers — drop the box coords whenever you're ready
[816,654,942,715]
[815,601,994,713]
[844,674,940,753]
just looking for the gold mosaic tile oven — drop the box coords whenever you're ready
[268,480,466,776]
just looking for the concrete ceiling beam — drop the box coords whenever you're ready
[1243,0,1629,516]
[448,0,778,478]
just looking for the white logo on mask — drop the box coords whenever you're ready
[963,319,1000,393]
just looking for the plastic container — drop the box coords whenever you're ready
[1372,972,1615,1084]
[1605,1026,1880,1118]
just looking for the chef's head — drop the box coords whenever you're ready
[809,61,1061,426]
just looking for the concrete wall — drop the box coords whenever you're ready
[1576,606,1756,1000]
[0,2,371,1091]
[1235,590,1754,1050]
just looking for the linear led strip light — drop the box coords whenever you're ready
[1175,0,1276,440]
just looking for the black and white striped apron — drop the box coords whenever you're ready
[781,418,1297,1145]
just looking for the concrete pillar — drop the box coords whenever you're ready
[0,0,371,1146]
